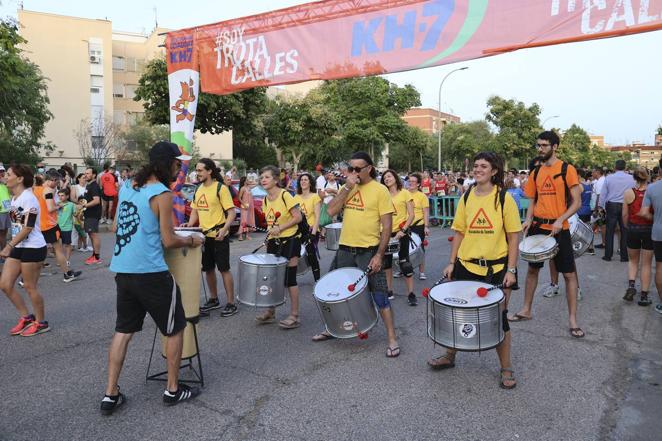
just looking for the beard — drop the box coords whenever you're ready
[540,149,554,162]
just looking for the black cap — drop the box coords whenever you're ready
[149,141,191,163]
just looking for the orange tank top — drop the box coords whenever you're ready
[33,186,58,231]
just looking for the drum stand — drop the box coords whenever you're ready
[145,316,204,387]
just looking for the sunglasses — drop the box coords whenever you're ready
[347,164,371,173]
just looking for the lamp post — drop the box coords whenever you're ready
[437,67,468,171]
[542,115,560,128]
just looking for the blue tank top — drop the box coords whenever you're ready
[110,181,170,274]
[578,182,592,216]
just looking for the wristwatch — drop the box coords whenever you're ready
[506,267,517,274]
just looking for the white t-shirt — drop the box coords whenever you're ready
[11,188,46,249]
[513,177,521,188]
[315,175,326,193]
[322,180,340,204]
[593,176,606,195]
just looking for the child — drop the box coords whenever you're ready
[75,196,89,252]
[57,188,75,264]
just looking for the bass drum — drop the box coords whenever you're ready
[237,254,288,307]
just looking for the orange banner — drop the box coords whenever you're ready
[167,0,662,95]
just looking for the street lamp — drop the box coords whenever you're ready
[437,67,468,171]
[542,115,560,128]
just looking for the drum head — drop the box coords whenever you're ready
[240,253,288,265]
[568,214,579,233]
[429,280,504,307]
[327,222,343,230]
[409,232,421,250]
[314,267,368,302]
[519,235,557,253]
[174,229,204,239]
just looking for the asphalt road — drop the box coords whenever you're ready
[1,229,660,441]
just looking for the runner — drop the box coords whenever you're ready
[293,172,322,281]
[82,167,103,264]
[0,164,11,252]
[182,158,237,317]
[427,152,520,389]
[101,141,202,415]
[254,165,303,329]
[0,165,50,336]
[57,187,76,268]
[639,164,662,314]
[100,165,118,224]
[406,173,430,280]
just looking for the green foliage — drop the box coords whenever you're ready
[389,126,435,172]
[485,96,541,166]
[657,125,662,136]
[558,124,592,166]
[121,119,169,165]
[0,18,54,165]
[439,121,495,171]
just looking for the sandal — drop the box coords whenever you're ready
[312,332,336,342]
[570,327,585,338]
[427,354,455,370]
[499,368,517,389]
[255,310,275,324]
[278,315,300,329]
[507,313,532,322]
[386,346,400,358]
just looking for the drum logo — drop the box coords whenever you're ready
[444,297,468,305]
[459,323,476,338]
[342,321,356,331]
[257,285,272,296]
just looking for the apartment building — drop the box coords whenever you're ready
[402,107,461,135]
[17,10,232,169]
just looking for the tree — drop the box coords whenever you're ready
[439,121,495,171]
[389,126,435,172]
[75,115,126,167]
[319,77,421,162]
[134,57,268,135]
[0,18,54,165]
[559,124,592,167]
[657,125,662,136]
[485,96,541,167]
[121,119,169,165]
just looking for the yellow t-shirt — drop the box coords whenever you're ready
[410,190,430,224]
[452,186,522,275]
[339,180,394,248]
[390,189,413,233]
[263,190,299,238]
[293,193,321,227]
[192,181,235,237]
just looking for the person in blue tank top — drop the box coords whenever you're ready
[100,142,204,415]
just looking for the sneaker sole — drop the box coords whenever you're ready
[542,292,560,298]
[220,310,239,317]
[163,390,200,406]
[63,277,79,283]
[21,327,51,337]
[100,394,126,416]
[10,324,33,336]
[200,305,222,312]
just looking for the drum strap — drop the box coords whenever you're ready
[532,216,556,225]
[460,256,508,281]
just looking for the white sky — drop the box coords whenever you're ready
[2,0,661,146]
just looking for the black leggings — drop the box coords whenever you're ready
[305,232,321,281]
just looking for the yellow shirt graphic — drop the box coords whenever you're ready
[293,193,321,227]
[339,180,393,248]
[390,189,413,233]
[451,187,522,275]
[264,190,299,238]
[410,190,429,224]
[192,182,234,237]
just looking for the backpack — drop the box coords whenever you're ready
[531,161,571,208]
[263,190,310,243]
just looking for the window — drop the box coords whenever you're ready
[126,57,137,72]
[125,85,137,99]
[88,40,103,64]
[90,75,103,87]
[90,87,100,94]
[112,56,125,71]
[113,84,124,98]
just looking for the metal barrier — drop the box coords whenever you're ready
[429,195,530,227]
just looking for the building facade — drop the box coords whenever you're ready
[402,107,461,135]
[17,10,232,169]
[610,145,662,169]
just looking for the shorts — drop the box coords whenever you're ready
[74,224,86,238]
[628,226,653,250]
[331,246,390,307]
[201,236,231,272]
[267,235,301,261]
[383,233,411,270]
[452,260,517,289]
[9,246,47,263]
[84,217,99,234]
[411,224,426,251]
[102,193,115,202]
[527,223,576,274]
[41,225,61,244]
[60,230,72,245]
[114,271,187,336]
[654,241,662,262]
[0,212,11,231]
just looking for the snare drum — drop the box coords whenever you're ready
[325,223,342,251]
[386,238,400,255]
[427,281,505,351]
[237,254,288,307]
[398,232,423,268]
[568,215,593,258]
[297,245,310,275]
[313,268,379,339]
[519,235,558,263]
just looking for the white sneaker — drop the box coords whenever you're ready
[577,288,583,301]
[86,246,94,251]
[393,271,403,278]
[419,272,427,280]
[542,283,560,298]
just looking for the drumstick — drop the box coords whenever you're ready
[529,232,554,249]
[251,212,281,253]
[421,275,448,298]
[347,267,371,292]
[476,284,504,297]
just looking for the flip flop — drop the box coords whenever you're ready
[499,368,517,390]
[278,316,300,329]
[570,327,585,338]
[427,354,455,370]
[508,313,532,322]
[312,333,336,342]
[386,346,400,358]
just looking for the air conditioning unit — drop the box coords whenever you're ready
[90,55,100,64]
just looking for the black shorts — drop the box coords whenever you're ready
[9,246,47,263]
[384,233,410,270]
[84,217,99,233]
[114,271,186,336]
[411,224,426,250]
[201,236,231,272]
[60,230,72,245]
[41,225,61,244]
[527,224,576,274]
[627,225,653,251]
[452,260,515,288]
[102,194,115,202]
[654,241,662,261]
[267,235,301,261]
